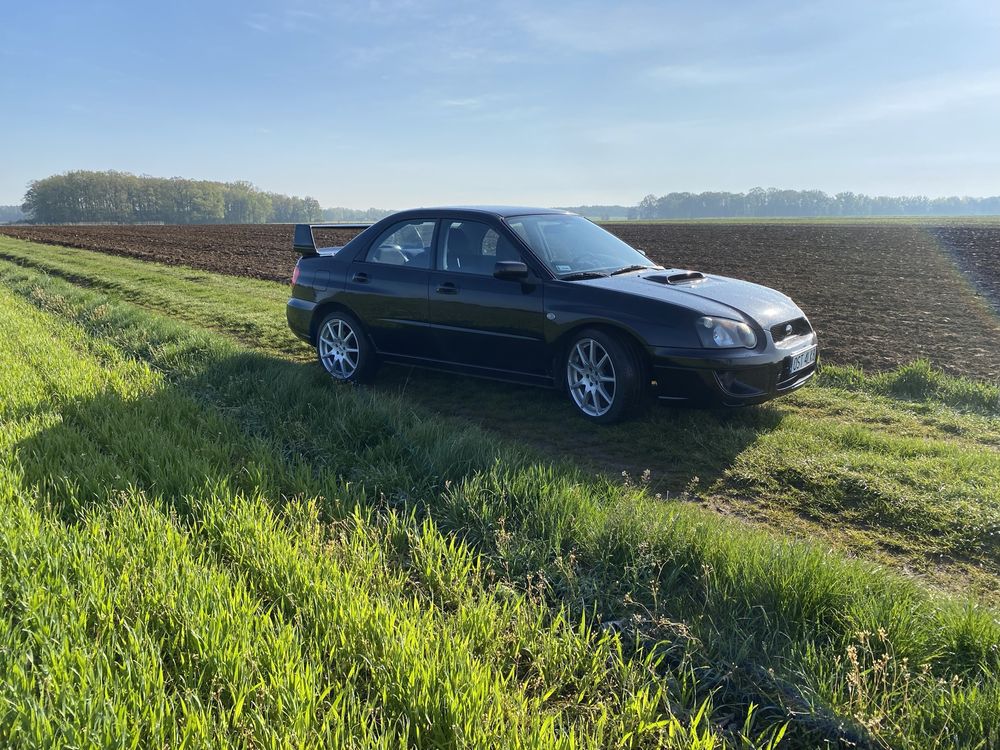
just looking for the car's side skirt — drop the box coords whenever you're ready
[378,352,556,388]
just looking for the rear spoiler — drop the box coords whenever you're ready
[293,223,372,255]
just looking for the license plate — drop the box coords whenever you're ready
[788,346,817,374]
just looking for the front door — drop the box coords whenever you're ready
[427,219,548,378]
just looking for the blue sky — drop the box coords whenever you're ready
[2,0,998,207]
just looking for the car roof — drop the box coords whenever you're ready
[392,206,575,219]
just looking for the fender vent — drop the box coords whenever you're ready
[644,270,706,285]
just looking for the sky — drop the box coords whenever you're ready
[1,0,999,208]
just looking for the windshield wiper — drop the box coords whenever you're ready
[559,270,609,281]
[608,264,656,276]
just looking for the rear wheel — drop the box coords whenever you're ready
[564,329,642,423]
[316,311,378,384]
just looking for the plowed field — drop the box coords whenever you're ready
[611,222,1000,380]
[0,224,354,282]
[2,221,998,379]
[929,225,1000,316]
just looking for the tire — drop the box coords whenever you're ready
[315,311,379,384]
[564,328,643,424]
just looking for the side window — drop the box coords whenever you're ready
[365,220,435,269]
[439,221,519,274]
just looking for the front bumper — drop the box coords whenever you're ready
[650,334,818,406]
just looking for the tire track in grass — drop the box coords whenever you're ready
[0,241,300,357]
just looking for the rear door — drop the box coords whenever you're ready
[426,219,548,378]
[340,219,437,357]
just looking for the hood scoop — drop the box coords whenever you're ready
[643,270,706,285]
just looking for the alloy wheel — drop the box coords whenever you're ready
[318,318,360,379]
[567,338,617,417]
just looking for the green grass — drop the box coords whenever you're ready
[1,239,1000,746]
[820,360,1000,416]
[0,287,729,748]
[3,236,998,602]
[0,238,295,356]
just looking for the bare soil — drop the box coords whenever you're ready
[611,222,1000,381]
[2,221,998,380]
[927,225,1000,316]
[0,224,355,284]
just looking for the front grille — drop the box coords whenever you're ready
[771,317,812,343]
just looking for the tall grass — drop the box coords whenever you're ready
[0,288,736,748]
[1,253,999,747]
[820,360,1000,416]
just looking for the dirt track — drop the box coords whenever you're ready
[1,221,998,380]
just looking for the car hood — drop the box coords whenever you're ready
[580,270,803,328]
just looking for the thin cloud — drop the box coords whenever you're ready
[244,8,328,34]
[645,64,752,86]
[440,97,484,109]
[245,13,271,33]
[582,117,715,148]
[433,93,546,124]
[806,73,1000,132]
[509,4,676,55]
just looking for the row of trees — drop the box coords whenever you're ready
[0,205,25,223]
[21,171,324,224]
[320,206,393,222]
[632,188,1000,219]
[17,173,1000,224]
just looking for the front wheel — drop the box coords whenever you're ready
[564,329,643,423]
[316,311,378,384]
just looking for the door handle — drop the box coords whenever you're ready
[436,282,458,295]
[352,272,369,283]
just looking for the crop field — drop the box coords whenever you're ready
[1,227,999,747]
[2,221,999,380]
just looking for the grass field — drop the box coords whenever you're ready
[1,235,999,747]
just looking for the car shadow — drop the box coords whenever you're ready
[368,363,786,497]
[12,352,785,525]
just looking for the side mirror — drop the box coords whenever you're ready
[493,260,529,280]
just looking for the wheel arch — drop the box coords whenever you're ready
[552,321,652,386]
[309,300,362,345]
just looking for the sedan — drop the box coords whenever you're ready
[287,206,818,423]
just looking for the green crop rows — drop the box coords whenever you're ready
[0,237,998,748]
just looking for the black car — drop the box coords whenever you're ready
[287,207,818,423]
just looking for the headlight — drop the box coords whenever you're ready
[695,316,757,349]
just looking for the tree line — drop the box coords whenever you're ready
[320,206,393,222]
[17,173,1000,224]
[21,171,323,224]
[0,205,25,223]
[629,188,1000,219]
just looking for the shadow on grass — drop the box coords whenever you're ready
[369,362,786,498]
[13,351,784,531]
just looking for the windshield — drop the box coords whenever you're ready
[504,214,657,278]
